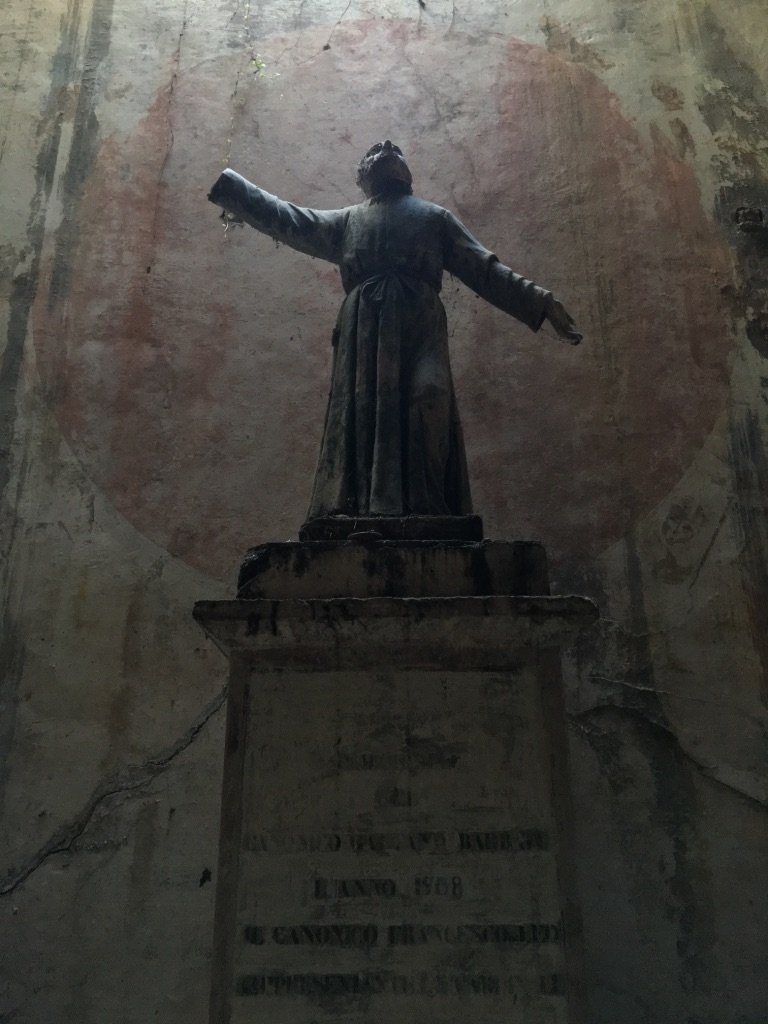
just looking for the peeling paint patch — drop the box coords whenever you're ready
[539,16,614,71]
[669,118,696,160]
[651,79,685,111]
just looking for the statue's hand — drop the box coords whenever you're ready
[219,209,244,233]
[544,295,583,345]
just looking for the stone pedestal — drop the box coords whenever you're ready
[194,539,597,1024]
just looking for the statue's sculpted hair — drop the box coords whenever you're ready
[356,148,413,197]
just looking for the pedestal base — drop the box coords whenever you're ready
[195,542,597,1024]
[237,538,548,598]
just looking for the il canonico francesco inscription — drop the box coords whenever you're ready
[215,667,571,1024]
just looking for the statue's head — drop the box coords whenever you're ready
[356,140,413,198]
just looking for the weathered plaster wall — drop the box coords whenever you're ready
[0,1,766,1021]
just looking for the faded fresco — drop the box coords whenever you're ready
[1,1,767,1022]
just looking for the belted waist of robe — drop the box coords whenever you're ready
[358,268,441,293]
[339,252,444,294]
[331,268,443,346]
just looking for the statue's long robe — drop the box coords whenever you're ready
[209,169,550,519]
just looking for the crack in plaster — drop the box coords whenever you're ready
[687,508,727,591]
[588,675,764,718]
[594,618,654,640]
[325,0,354,50]
[272,0,311,67]
[224,0,252,167]
[570,703,768,809]
[292,0,354,65]
[397,48,475,220]
[0,685,227,897]
[225,66,243,168]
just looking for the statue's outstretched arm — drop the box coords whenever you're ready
[442,210,582,345]
[208,168,347,264]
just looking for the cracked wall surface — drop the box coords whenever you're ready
[0,1,767,1021]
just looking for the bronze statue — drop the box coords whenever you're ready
[208,140,582,522]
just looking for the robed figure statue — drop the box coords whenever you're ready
[208,140,581,524]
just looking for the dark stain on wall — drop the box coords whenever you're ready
[623,512,714,991]
[574,695,715,1006]
[641,726,713,998]
[0,0,113,804]
[697,5,768,358]
[0,275,34,509]
[570,504,716,1004]
[728,409,768,706]
[0,586,26,804]
[669,117,696,161]
[48,0,115,309]
[2,0,113,506]
[695,6,768,710]
[716,182,768,358]
[1,0,81,508]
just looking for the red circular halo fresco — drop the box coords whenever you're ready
[33,20,734,577]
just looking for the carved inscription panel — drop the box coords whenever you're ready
[221,668,568,1023]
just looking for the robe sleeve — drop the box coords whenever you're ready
[441,209,550,332]
[208,168,347,264]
